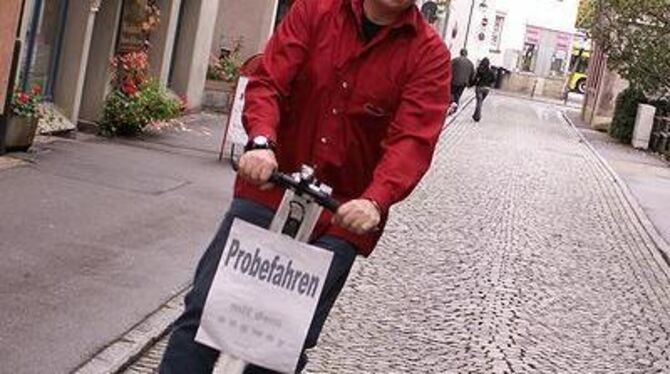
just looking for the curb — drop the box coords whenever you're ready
[73,287,189,374]
[0,156,27,171]
[495,89,582,109]
[444,93,476,130]
[561,111,670,268]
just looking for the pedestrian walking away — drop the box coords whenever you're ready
[471,58,496,123]
[158,0,452,373]
[450,48,475,110]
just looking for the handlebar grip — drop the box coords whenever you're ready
[268,172,293,188]
[319,194,341,213]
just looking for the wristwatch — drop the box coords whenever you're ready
[244,135,276,152]
[365,198,383,216]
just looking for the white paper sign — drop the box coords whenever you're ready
[196,219,333,373]
[228,76,250,146]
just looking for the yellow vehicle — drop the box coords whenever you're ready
[568,47,590,94]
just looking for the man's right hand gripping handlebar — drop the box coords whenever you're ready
[236,149,381,235]
[237,149,278,192]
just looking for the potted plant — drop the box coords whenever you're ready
[205,38,244,112]
[5,85,43,151]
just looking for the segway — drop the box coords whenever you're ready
[200,162,340,374]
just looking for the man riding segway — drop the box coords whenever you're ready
[160,0,452,372]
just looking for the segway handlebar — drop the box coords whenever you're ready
[231,159,341,213]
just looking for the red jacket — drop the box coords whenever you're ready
[237,0,452,256]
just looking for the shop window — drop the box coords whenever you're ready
[18,0,68,99]
[550,54,565,76]
[520,43,538,72]
[490,14,505,52]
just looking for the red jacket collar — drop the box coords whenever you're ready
[346,0,421,33]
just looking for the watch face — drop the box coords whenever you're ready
[253,136,268,147]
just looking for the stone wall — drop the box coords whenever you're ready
[211,0,277,61]
[502,72,567,100]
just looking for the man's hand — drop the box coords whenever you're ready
[238,149,278,190]
[332,199,381,235]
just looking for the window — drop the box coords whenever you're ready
[520,43,538,72]
[490,14,505,52]
[18,0,68,99]
[550,53,565,76]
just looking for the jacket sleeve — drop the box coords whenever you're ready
[241,0,314,141]
[362,45,452,213]
[470,71,479,87]
[469,62,476,86]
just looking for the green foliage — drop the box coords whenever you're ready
[649,98,670,117]
[588,0,670,96]
[140,80,181,120]
[100,79,181,137]
[609,87,647,143]
[576,0,595,30]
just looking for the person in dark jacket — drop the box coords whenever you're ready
[471,57,495,122]
[450,49,475,108]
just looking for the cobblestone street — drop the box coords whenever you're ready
[126,94,670,373]
[306,94,670,373]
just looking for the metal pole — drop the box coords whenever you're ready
[441,4,451,40]
[463,0,476,50]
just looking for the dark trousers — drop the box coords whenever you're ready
[473,87,490,122]
[159,198,357,374]
[451,84,467,105]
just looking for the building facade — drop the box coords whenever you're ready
[210,0,286,63]
[4,0,582,138]
[3,0,220,133]
[0,0,23,117]
[443,0,580,76]
[209,0,455,66]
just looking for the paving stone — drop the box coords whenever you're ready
[126,95,670,373]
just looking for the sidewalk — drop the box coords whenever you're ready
[0,112,234,374]
[0,154,26,170]
[565,109,670,251]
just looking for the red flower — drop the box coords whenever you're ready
[123,84,138,96]
[31,85,42,95]
[122,78,138,96]
[17,93,30,104]
[111,51,150,91]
